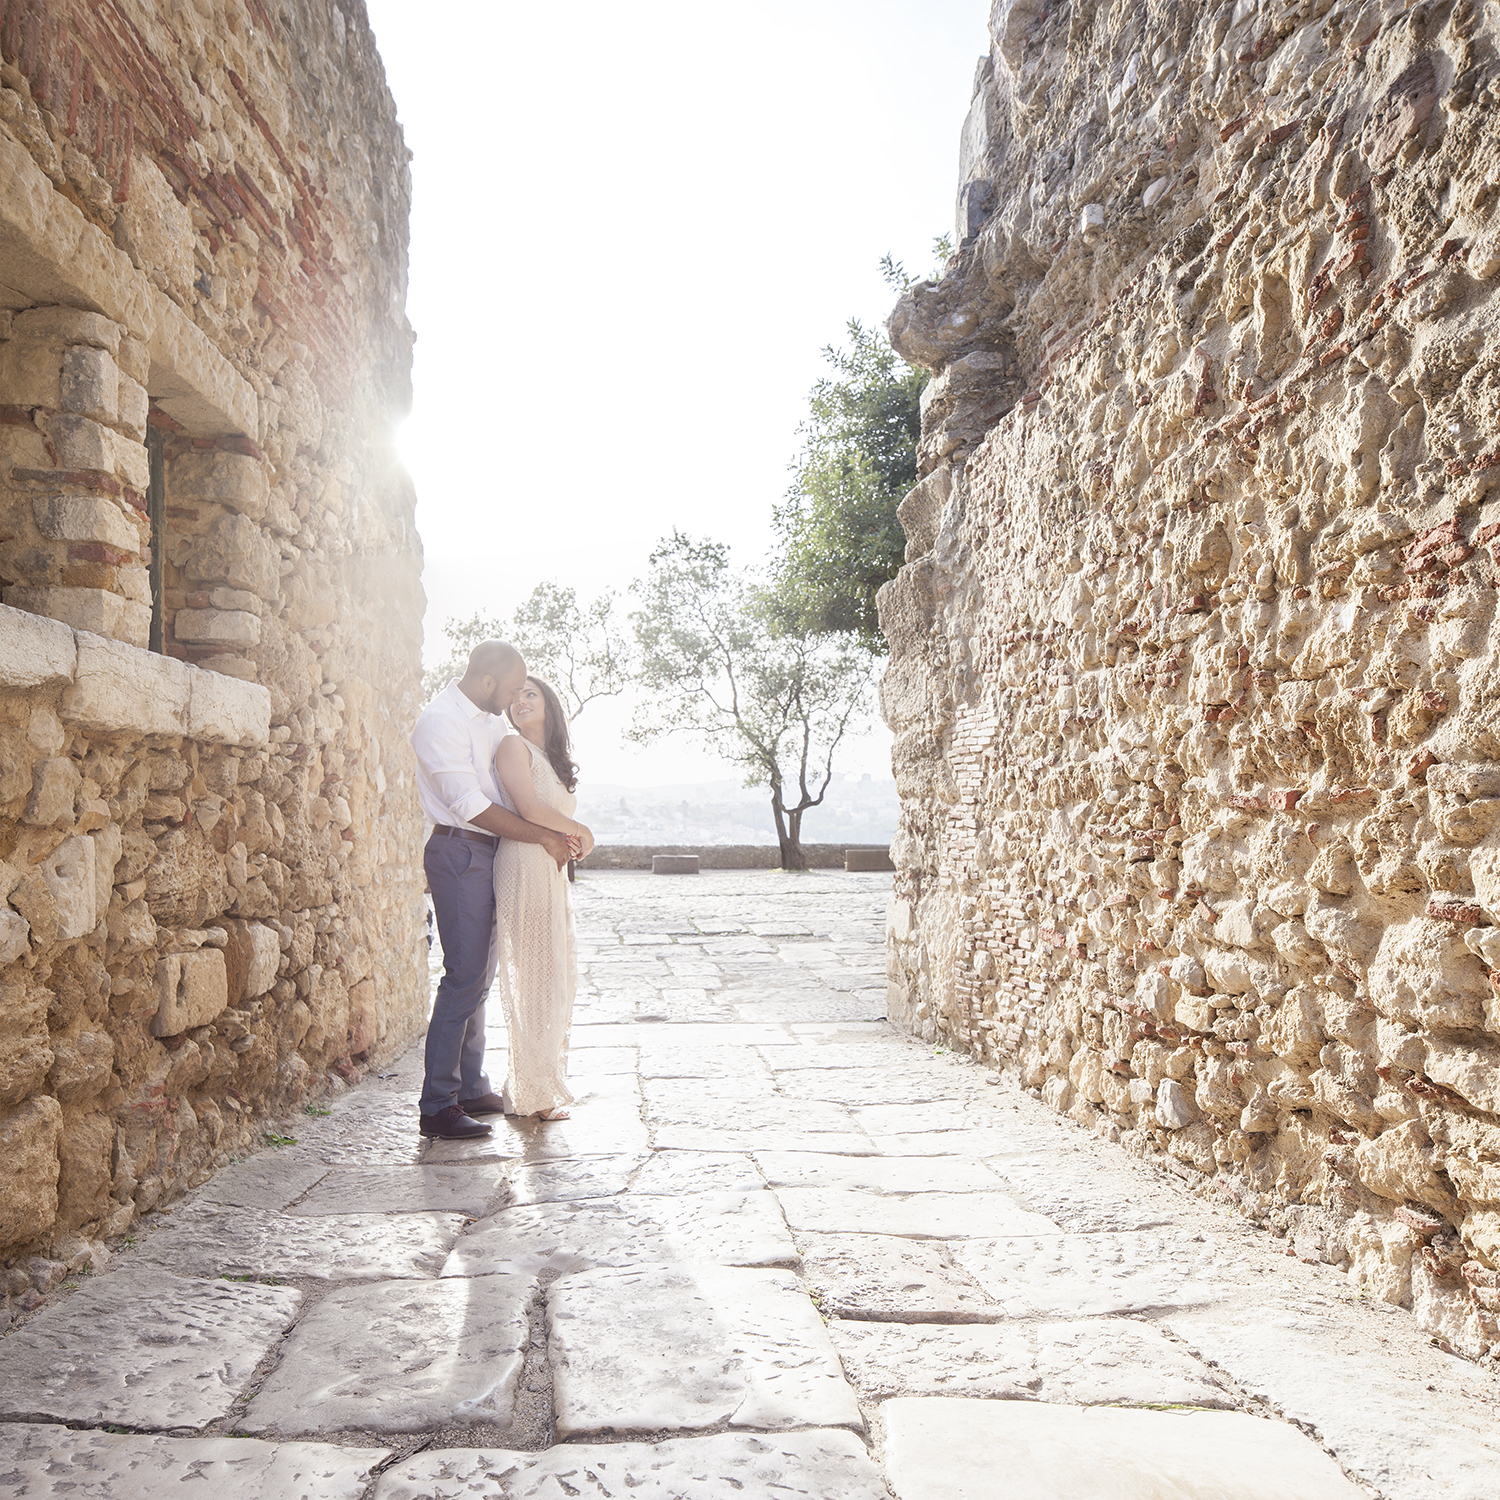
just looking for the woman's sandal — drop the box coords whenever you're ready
[538,1106,571,1121]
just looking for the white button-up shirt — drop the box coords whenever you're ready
[410,681,511,832]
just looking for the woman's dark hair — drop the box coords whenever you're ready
[510,675,578,793]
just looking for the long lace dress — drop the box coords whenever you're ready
[493,737,578,1114]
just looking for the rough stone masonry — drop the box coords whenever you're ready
[881,0,1500,1360]
[0,0,427,1313]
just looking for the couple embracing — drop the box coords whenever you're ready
[410,641,595,1140]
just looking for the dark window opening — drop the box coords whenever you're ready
[146,424,165,654]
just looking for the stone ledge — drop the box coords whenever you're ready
[0,604,76,690]
[0,606,269,747]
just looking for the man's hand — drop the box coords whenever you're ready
[572,824,596,859]
[541,829,571,870]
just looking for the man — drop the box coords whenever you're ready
[410,640,571,1140]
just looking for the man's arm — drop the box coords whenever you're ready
[469,802,571,870]
[411,709,569,869]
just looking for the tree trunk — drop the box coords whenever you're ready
[770,792,807,870]
[780,803,808,871]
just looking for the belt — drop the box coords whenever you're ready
[432,824,499,849]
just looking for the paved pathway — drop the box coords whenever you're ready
[1,870,1498,1498]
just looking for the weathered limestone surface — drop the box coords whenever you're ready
[0,1424,387,1500]
[0,1,427,1304]
[882,0,1500,1357]
[0,873,1493,1497]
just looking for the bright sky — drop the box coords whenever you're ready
[363,0,988,784]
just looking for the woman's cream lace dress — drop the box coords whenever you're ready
[493,736,577,1114]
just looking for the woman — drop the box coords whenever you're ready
[492,675,592,1120]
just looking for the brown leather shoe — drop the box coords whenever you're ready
[419,1105,492,1140]
[458,1091,509,1116]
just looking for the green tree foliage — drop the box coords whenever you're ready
[770,242,950,649]
[423,582,633,717]
[771,318,927,647]
[629,532,878,870]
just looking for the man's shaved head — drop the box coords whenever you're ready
[459,640,527,715]
[466,640,524,681]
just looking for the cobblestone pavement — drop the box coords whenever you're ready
[2,870,1498,1497]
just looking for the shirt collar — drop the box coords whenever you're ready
[448,680,488,720]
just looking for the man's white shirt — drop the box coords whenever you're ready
[410,680,512,832]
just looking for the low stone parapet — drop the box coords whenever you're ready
[580,844,892,871]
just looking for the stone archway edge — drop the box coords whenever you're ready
[0,132,257,440]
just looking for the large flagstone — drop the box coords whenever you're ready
[547,1264,862,1437]
[828,1318,1233,1406]
[440,1191,797,1278]
[880,1399,1365,1500]
[372,1429,887,1500]
[133,1204,466,1281]
[776,1186,1059,1238]
[0,1423,384,1498]
[290,1163,506,1218]
[951,1230,1251,1317]
[241,1275,533,1436]
[0,1269,299,1429]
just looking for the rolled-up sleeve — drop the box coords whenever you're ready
[411,709,493,826]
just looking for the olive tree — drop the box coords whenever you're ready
[629,532,878,870]
[424,582,633,717]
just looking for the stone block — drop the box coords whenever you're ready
[829,1318,1233,1406]
[59,345,119,424]
[0,908,30,964]
[0,602,76,689]
[185,511,280,599]
[0,978,52,1107]
[653,853,700,873]
[546,1264,862,1437]
[174,607,262,645]
[372,1431,888,1500]
[32,494,142,552]
[114,150,196,307]
[186,665,271,746]
[0,1096,62,1251]
[0,1266,300,1429]
[5,585,129,643]
[845,847,894,871]
[23,755,80,826]
[62,629,191,736]
[291,1164,505,1219]
[12,306,122,352]
[133,1204,467,1281]
[47,1029,114,1103]
[241,1275,532,1437]
[151,947,229,1037]
[880,1399,1364,1500]
[441,1191,798,1278]
[116,370,148,440]
[55,1110,114,1231]
[15,835,100,942]
[0,1425,386,1500]
[951,1230,1251,1317]
[0,334,63,407]
[169,449,270,520]
[224,919,282,1002]
[47,413,113,473]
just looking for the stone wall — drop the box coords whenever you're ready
[882,0,1500,1358]
[0,0,427,1304]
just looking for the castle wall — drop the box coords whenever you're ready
[883,0,1500,1357]
[0,0,427,1298]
